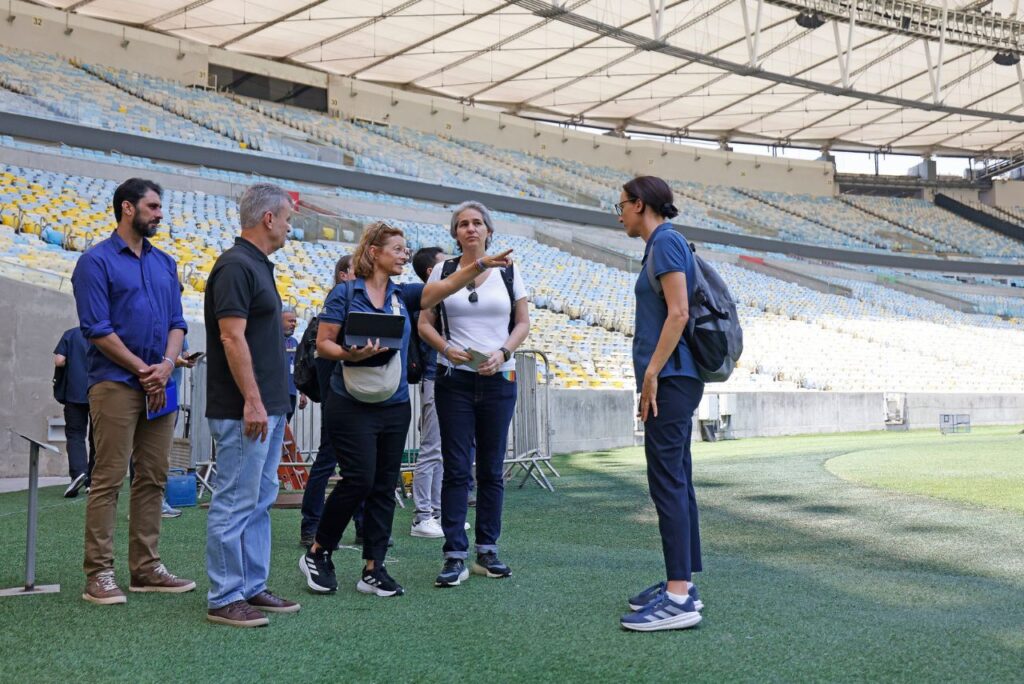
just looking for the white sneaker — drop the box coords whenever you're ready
[410,517,444,538]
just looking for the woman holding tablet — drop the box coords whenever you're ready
[300,221,510,598]
[418,201,530,588]
[616,176,704,632]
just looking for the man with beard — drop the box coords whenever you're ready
[72,178,196,605]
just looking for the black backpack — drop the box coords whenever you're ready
[646,240,743,383]
[406,311,425,385]
[293,316,322,402]
[435,258,516,340]
[53,363,68,405]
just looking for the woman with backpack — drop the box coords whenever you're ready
[615,176,705,632]
[300,221,511,598]
[418,201,530,588]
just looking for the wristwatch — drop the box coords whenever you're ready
[499,347,512,362]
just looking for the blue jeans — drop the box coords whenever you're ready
[206,414,286,609]
[436,369,517,560]
[644,376,704,581]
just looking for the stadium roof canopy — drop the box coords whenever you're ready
[30,0,1024,155]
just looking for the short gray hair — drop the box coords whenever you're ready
[281,305,296,315]
[449,200,495,251]
[239,183,291,230]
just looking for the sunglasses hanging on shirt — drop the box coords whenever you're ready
[466,281,479,304]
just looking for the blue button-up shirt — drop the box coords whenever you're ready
[71,230,187,391]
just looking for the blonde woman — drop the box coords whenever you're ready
[300,221,510,598]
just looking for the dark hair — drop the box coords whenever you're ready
[413,246,445,282]
[112,178,162,222]
[334,254,352,285]
[622,176,678,219]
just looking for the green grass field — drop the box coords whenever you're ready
[1,426,1022,682]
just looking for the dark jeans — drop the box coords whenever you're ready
[436,369,517,560]
[63,402,94,481]
[314,390,411,563]
[644,376,705,581]
[287,394,297,423]
[301,357,339,538]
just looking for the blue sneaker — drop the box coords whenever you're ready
[621,593,702,632]
[628,582,703,611]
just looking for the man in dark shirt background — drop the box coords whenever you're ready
[71,177,195,606]
[204,183,300,628]
[53,326,93,498]
[282,306,307,422]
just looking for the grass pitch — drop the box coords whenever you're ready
[0,426,1022,682]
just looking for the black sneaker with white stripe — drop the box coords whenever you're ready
[471,551,512,578]
[435,558,470,587]
[64,473,87,498]
[356,564,404,597]
[299,548,337,593]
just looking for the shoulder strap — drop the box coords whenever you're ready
[645,241,663,299]
[501,263,516,334]
[435,257,461,341]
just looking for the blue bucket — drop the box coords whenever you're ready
[166,469,197,508]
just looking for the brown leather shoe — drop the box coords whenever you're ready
[129,564,197,593]
[207,600,269,628]
[246,590,301,613]
[82,569,127,605]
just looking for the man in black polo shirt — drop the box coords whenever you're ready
[204,183,300,628]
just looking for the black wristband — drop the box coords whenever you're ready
[500,347,512,362]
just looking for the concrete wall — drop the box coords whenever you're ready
[548,389,636,455]
[0,276,78,477]
[326,74,835,196]
[904,393,1024,429]
[1,0,208,83]
[983,179,1024,209]
[724,392,886,438]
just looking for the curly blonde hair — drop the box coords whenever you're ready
[353,221,405,279]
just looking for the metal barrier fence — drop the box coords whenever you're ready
[185,349,557,495]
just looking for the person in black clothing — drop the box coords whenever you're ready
[299,221,512,598]
[54,326,94,497]
[299,254,354,548]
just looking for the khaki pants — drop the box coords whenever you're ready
[84,381,175,578]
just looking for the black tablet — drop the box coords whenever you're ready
[344,312,405,349]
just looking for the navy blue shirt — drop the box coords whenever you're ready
[320,278,424,406]
[633,223,701,391]
[54,327,90,404]
[71,230,186,392]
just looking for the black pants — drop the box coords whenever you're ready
[63,402,94,481]
[644,376,704,581]
[314,390,410,563]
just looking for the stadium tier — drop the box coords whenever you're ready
[4,158,1024,394]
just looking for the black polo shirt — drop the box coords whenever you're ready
[204,237,290,420]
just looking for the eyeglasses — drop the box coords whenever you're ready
[466,281,478,304]
[613,198,637,216]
